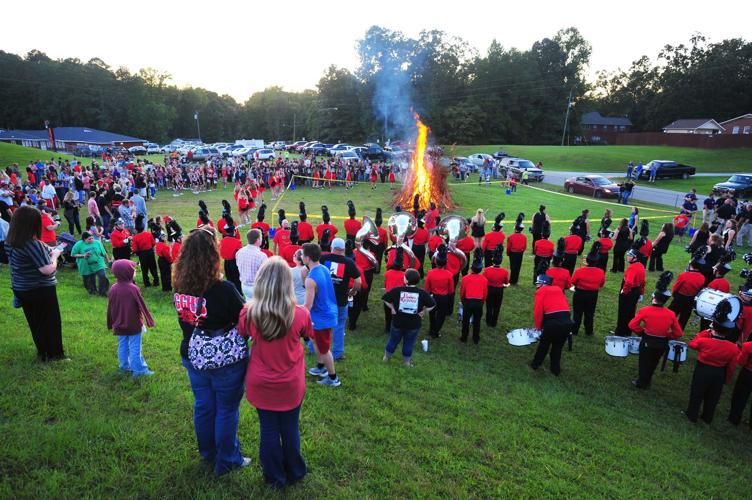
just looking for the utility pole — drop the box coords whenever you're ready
[194,111,202,143]
[384,107,388,144]
[561,89,573,146]
[293,112,296,142]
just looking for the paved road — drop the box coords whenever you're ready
[540,171,735,208]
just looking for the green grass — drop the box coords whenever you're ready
[2,151,752,497]
[0,141,164,168]
[447,144,752,173]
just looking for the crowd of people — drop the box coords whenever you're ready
[3,154,752,489]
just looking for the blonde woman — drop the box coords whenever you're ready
[237,257,311,488]
[470,208,486,249]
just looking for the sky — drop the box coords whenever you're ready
[2,0,749,103]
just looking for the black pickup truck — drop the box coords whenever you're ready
[638,160,696,180]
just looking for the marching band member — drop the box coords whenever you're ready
[728,338,752,427]
[424,202,439,235]
[425,245,454,338]
[273,210,292,255]
[110,218,132,261]
[456,225,475,276]
[251,204,270,249]
[571,242,606,337]
[280,222,302,267]
[546,238,571,290]
[131,215,159,288]
[596,226,613,272]
[635,220,652,267]
[383,248,406,333]
[217,200,236,237]
[297,202,314,244]
[530,265,573,376]
[219,215,243,292]
[506,213,527,285]
[459,250,488,344]
[483,244,510,328]
[684,304,740,424]
[343,201,361,245]
[532,221,553,284]
[562,228,582,275]
[613,247,646,337]
[481,212,506,267]
[374,208,388,272]
[349,239,377,327]
[411,214,430,277]
[196,200,214,228]
[628,272,683,389]
[668,250,706,329]
[316,205,338,244]
[737,280,752,343]
[155,231,173,292]
[707,256,732,293]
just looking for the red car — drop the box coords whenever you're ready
[564,175,621,199]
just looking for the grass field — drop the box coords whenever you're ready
[448,144,752,174]
[1,176,751,498]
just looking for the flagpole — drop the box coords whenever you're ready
[194,111,202,143]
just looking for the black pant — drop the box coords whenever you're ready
[611,249,626,272]
[158,256,172,291]
[686,361,726,424]
[531,233,541,250]
[485,286,504,327]
[65,213,82,235]
[616,288,641,336]
[483,250,494,268]
[136,249,159,287]
[224,259,241,293]
[669,293,694,330]
[728,367,752,426]
[648,250,665,272]
[533,256,551,283]
[112,246,131,261]
[349,269,373,329]
[461,298,483,344]
[82,269,109,296]
[563,253,577,275]
[413,245,426,278]
[508,251,523,284]
[531,311,572,375]
[635,335,669,388]
[14,286,65,361]
[597,253,608,272]
[374,244,385,274]
[572,289,598,336]
[429,294,451,337]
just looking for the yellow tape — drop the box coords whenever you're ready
[519,182,677,214]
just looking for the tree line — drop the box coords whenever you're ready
[0,28,749,145]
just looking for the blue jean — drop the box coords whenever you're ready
[622,191,632,205]
[385,325,421,361]
[332,305,348,360]
[256,405,307,488]
[181,357,247,476]
[117,333,149,375]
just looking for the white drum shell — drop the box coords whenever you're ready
[627,336,641,354]
[695,289,742,322]
[507,329,532,346]
[605,336,630,357]
[667,340,688,362]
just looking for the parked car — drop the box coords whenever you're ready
[499,157,544,182]
[73,145,95,157]
[255,148,276,160]
[286,140,307,152]
[451,157,477,173]
[270,141,286,151]
[190,148,220,161]
[304,143,332,156]
[337,151,361,162]
[713,174,752,199]
[492,151,509,159]
[638,160,696,180]
[467,153,493,167]
[144,142,161,154]
[362,143,387,161]
[232,147,251,157]
[160,144,178,153]
[128,145,147,155]
[564,175,621,199]
[327,144,350,156]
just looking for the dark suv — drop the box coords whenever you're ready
[362,143,387,161]
[713,174,752,199]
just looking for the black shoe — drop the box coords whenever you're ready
[528,361,539,371]
[459,337,467,343]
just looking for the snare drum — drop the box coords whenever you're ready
[627,336,641,354]
[695,288,742,322]
[605,336,630,357]
[527,329,541,343]
[507,329,532,346]
[667,340,688,363]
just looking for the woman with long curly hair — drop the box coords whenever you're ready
[237,257,311,488]
[172,226,250,476]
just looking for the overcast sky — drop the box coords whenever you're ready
[2,0,748,102]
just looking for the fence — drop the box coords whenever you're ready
[612,132,752,149]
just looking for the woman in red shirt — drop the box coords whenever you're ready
[483,245,510,328]
[237,257,311,488]
[460,251,488,344]
[530,270,573,376]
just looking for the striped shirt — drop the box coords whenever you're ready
[236,244,268,287]
[7,239,57,291]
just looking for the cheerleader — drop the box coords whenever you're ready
[668,249,706,329]
[383,247,406,333]
[613,247,646,337]
[628,272,682,389]
[316,205,338,243]
[388,168,396,184]
[237,191,250,224]
[684,303,740,424]
[532,221,553,284]
[530,265,574,376]
[297,202,314,244]
[312,168,320,189]
[571,242,606,337]
[343,201,362,245]
[506,213,527,285]
[345,168,353,189]
[470,209,486,249]
[155,231,173,292]
[460,250,488,344]
[425,245,454,338]
[482,212,506,267]
[483,244,510,328]
[251,204,270,249]
[370,166,378,189]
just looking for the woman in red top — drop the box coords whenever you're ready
[237,191,250,224]
[370,167,378,189]
[685,311,740,424]
[383,248,406,333]
[483,245,510,328]
[571,242,606,337]
[388,169,396,184]
[425,246,454,338]
[237,257,311,488]
[506,214,527,285]
[530,271,573,376]
[460,251,488,344]
[628,272,682,389]
[312,169,320,189]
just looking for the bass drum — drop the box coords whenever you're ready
[695,288,742,322]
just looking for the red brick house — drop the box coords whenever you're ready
[720,114,752,135]
[580,112,632,143]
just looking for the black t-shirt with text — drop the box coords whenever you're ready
[382,286,435,330]
[321,253,361,306]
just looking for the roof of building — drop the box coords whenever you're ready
[580,111,632,127]
[0,127,146,144]
[719,113,752,125]
[662,119,725,131]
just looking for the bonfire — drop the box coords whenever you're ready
[393,115,455,211]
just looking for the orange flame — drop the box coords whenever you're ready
[411,117,431,209]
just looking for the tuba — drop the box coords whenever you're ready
[355,216,379,270]
[438,215,468,269]
[387,212,418,269]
